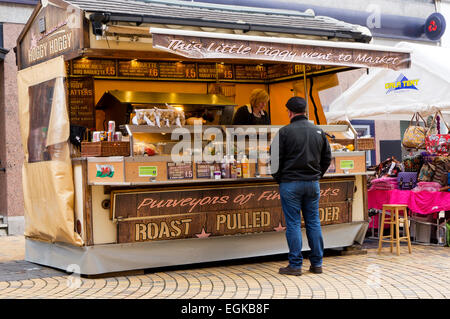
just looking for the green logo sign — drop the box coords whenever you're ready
[339,160,355,170]
[139,166,158,177]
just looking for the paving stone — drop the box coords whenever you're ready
[0,236,449,299]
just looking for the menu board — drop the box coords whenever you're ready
[234,64,267,80]
[67,77,95,129]
[196,163,212,179]
[198,63,234,79]
[71,59,116,76]
[198,63,217,79]
[118,60,159,78]
[267,64,294,79]
[68,58,339,81]
[159,62,197,79]
[167,162,194,180]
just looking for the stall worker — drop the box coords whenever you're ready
[232,89,270,125]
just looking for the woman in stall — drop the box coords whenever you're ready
[232,88,271,125]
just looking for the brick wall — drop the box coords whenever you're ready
[1,22,26,233]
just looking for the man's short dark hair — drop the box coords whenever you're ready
[286,97,306,114]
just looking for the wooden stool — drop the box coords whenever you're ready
[377,204,412,255]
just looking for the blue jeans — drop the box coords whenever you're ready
[279,180,324,269]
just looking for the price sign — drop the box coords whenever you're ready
[167,162,194,180]
[235,64,267,80]
[267,64,294,79]
[71,59,116,76]
[196,163,212,179]
[118,60,159,78]
[159,62,197,79]
[68,77,95,129]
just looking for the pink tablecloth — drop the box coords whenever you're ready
[368,189,450,215]
[368,189,450,229]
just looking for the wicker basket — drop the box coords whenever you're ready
[81,141,130,157]
[356,138,375,150]
[332,138,375,151]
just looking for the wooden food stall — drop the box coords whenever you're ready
[16,0,411,275]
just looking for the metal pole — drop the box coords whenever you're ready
[303,65,309,120]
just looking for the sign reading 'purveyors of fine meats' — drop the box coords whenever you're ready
[111,180,355,244]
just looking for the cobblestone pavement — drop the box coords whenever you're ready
[0,235,449,299]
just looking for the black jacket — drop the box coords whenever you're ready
[271,115,332,183]
[232,105,271,125]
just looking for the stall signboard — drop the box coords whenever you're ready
[71,59,116,76]
[67,58,341,82]
[17,0,84,70]
[167,162,194,180]
[118,60,159,78]
[112,179,354,243]
[67,77,95,129]
[151,31,411,70]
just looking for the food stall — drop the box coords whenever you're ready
[16,0,412,275]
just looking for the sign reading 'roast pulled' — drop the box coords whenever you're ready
[151,31,410,70]
[112,180,354,243]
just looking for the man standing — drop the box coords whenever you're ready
[271,97,332,276]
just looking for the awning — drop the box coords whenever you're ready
[149,27,411,70]
[327,42,450,121]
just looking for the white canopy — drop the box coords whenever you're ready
[326,42,450,122]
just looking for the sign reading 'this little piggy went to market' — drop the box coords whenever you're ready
[151,30,411,70]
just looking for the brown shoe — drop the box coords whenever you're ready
[309,266,323,274]
[279,266,302,276]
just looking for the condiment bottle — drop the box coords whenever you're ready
[241,154,250,178]
[220,156,230,179]
[214,163,222,180]
[236,154,242,178]
[230,155,237,179]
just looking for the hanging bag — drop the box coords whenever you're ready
[402,112,427,149]
[425,110,450,156]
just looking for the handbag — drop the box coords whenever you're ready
[425,110,450,156]
[402,154,423,172]
[402,112,427,149]
[432,157,450,186]
[418,162,435,182]
[375,157,402,178]
[397,172,418,190]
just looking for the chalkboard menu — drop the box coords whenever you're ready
[234,64,267,80]
[167,162,194,180]
[71,59,116,76]
[198,63,217,79]
[198,63,234,79]
[68,58,341,81]
[196,163,212,179]
[159,62,197,79]
[68,77,95,129]
[267,64,294,79]
[118,60,159,78]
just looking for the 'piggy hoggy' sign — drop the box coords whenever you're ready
[112,180,354,243]
[151,32,410,71]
